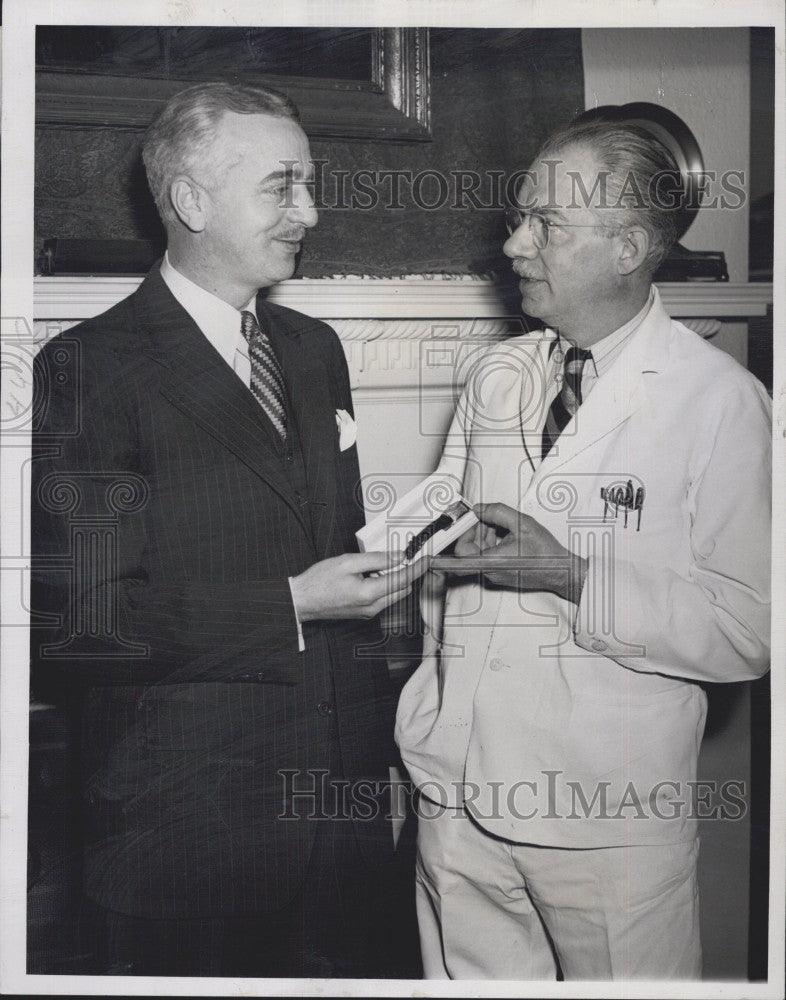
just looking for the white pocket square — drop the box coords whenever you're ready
[335,408,357,451]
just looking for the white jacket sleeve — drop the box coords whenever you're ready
[573,373,772,683]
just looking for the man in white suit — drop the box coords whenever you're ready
[396,118,771,979]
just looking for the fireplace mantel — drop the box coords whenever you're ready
[34,274,773,321]
[33,275,772,391]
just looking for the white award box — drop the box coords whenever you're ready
[356,472,478,569]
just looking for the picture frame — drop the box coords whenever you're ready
[35,26,432,142]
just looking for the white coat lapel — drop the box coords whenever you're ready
[460,332,554,507]
[517,331,556,476]
[452,334,531,501]
[528,287,674,485]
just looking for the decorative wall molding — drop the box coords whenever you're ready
[33,275,772,390]
[329,317,510,340]
[33,275,773,322]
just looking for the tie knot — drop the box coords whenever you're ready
[564,346,592,370]
[241,310,260,344]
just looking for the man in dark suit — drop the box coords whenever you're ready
[30,82,422,978]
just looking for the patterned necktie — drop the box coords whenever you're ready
[241,310,287,440]
[541,345,592,459]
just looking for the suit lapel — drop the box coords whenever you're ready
[132,269,311,536]
[260,300,339,559]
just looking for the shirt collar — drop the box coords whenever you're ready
[550,285,655,378]
[589,286,655,377]
[160,253,256,368]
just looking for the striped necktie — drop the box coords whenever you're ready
[241,310,287,440]
[541,345,592,459]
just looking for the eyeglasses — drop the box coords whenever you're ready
[504,208,621,249]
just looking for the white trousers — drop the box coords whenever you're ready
[415,804,702,980]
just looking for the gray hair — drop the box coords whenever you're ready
[536,119,683,273]
[142,81,301,225]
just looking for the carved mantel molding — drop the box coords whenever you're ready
[34,274,774,320]
[33,275,773,390]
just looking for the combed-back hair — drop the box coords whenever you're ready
[536,119,683,273]
[142,82,301,224]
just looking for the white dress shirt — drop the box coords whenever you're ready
[545,286,656,412]
[160,253,256,387]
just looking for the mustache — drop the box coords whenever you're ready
[276,229,307,242]
[512,260,540,280]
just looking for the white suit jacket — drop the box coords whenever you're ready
[396,288,771,847]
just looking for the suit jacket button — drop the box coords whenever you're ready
[489,657,505,672]
[591,639,608,652]
[256,670,266,681]
[317,701,333,716]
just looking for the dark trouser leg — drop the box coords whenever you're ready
[79,733,402,976]
[78,895,225,976]
[80,825,377,981]
[221,809,386,978]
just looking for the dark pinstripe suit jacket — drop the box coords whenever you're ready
[30,268,396,919]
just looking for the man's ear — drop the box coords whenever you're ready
[617,226,650,276]
[169,176,208,233]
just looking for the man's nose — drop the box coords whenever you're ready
[503,220,539,260]
[290,183,319,229]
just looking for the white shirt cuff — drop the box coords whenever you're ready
[287,577,306,652]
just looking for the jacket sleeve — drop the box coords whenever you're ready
[573,373,772,683]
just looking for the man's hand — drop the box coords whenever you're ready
[290,551,429,622]
[432,502,587,605]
